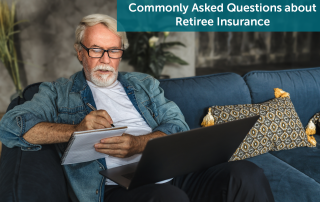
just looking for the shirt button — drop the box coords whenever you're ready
[96,189,98,194]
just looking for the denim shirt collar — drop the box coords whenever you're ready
[117,73,144,122]
[69,69,141,121]
[117,72,139,91]
[70,70,88,93]
[70,70,96,113]
[70,70,138,93]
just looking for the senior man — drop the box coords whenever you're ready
[0,14,274,202]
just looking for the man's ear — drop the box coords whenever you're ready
[77,50,83,62]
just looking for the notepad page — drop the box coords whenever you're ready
[62,128,127,165]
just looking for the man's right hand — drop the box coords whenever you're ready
[74,110,114,131]
[23,110,114,145]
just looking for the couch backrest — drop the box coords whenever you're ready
[6,82,42,112]
[160,73,252,129]
[12,73,253,130]
[243,67,320,127]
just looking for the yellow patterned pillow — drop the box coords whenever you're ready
[305,113,320,146]
[202,89,315,161]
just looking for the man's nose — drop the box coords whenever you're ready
[100,51,110,63]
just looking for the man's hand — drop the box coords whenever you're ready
[94,131,167,158]
[23,110,114,145]
[94,133,142,158]
[74,110,113,131]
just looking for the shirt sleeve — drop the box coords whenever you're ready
[151,79,190,135]
[0,82,58,151]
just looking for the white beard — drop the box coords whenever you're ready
[83,59,118,87]
[90,65,118,87]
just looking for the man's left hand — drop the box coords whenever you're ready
[94,133,143,158]
[94,131,166,158]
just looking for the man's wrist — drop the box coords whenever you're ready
[135,131,166,153]
[66,124,77,141]
[132,135,145,154]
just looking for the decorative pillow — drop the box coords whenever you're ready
[305,112,320,146]
[202,88,315,161]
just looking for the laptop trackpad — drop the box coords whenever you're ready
[100,162,139,189]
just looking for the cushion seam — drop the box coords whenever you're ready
[243,67,320,78]
[270,152,320,184]
[243,80,253,104]
[160,72,240,82]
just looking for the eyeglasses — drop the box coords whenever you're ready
[80,42,124,59]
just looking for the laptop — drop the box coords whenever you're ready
[99,115,259,190]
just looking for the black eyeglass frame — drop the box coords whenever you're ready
[80,42,124,59]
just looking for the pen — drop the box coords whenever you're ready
[86,103,115,127]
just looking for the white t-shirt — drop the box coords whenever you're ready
[87,80,171,185]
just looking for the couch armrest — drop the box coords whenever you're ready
[0,144,70,202]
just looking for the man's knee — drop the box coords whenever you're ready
[225,160,274,202]
[227,160,265,182]
[144,184,189,202]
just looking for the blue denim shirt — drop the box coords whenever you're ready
[0,70,189,202]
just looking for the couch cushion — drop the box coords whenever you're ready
[246,152,320,202]
[243,67,320,127]
[160,73,251,129]
[269,134,320,184]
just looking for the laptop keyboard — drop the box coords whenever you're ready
[122,172,135,180]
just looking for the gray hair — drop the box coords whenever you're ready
[74,14,129,62]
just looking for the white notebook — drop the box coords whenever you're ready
[61,126,127,165]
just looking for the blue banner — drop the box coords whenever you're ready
[117,0,319,31]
